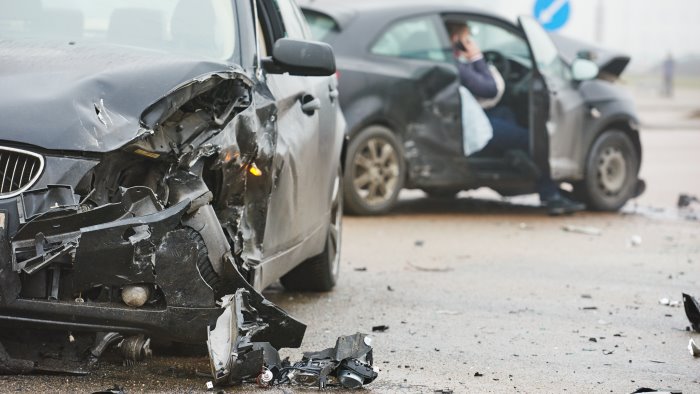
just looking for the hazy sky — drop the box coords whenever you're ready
[466,0,700,71]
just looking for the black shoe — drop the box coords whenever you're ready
[543,195,586,216]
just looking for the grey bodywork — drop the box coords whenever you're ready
[301,0,640,194]
[0,0,343,376]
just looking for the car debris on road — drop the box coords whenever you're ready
[677,194,698,208]
[682,293,700,331]
[206,289,377,389]
[562,225,603,236]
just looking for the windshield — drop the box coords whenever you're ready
[301,9,338,42]
[0,0,237,60]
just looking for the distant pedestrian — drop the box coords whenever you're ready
[662,53,675,98]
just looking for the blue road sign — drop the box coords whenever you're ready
[533,0,571,31]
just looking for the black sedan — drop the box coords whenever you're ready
[301,0,644,215]
[0,0,343,380]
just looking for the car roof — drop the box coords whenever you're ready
[298,0,512,30]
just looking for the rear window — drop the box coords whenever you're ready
[301,9,338,41]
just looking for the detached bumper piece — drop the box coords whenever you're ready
[208,289,378,389]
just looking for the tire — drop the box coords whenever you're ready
[281,168,342,292]
[575,130,640,211]
[343,125,405,215]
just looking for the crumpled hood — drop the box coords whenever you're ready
[0,40,237,153]
[550,33,630,78]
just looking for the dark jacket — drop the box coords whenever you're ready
[456,57,498,99]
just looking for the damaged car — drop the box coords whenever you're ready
[0,0,346,383]
[301,1,644,215]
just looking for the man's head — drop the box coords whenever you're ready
[446,21,470,44]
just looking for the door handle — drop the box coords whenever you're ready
[329,88,339,101]
[300,95,321,115]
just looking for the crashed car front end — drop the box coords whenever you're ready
[0,64,308,375]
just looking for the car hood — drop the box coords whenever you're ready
[550,34,630,78]
[0,40,237,153]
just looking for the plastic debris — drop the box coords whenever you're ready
[407,262,453,272]
[678,193,699,208]
[562,225,602,236]
[688,339,700,357]
[629,235,643,247]
[631,388,682,394]
[682,293,700,332]
[436,310,460,315]
[372,325,389,333]
[659,298,681,307]
[207,290,378,389]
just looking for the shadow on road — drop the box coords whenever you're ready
[384,196,547,217]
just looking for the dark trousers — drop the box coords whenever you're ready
[484,107,559,201]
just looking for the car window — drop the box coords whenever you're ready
[371,15,448,62]
[272,0,310,40]
[256,13,268,57]
[0,0,237,60]
[519,16,571,81]
[466,21,531,64]
[301,9,338,41]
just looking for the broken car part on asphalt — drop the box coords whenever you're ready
[677,194,698,208]
[682,293,700,332]
[562,225,603,236]
[208,292,377,389]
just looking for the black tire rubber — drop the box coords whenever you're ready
[281,168,342,292]
[575,130,640,211]
[343,125,405,215]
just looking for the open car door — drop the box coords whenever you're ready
[518,16,587,180]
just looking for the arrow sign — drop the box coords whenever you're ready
[534,0,571,31]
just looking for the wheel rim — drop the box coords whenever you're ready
[328,171,342,278]
[596,146,627,195]
[352,137,400,206]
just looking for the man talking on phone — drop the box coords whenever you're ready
[447,21,585,215]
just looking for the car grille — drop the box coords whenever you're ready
[0,147,44,199]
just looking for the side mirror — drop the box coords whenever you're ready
[571,58,599,81]
[262,38,336,76]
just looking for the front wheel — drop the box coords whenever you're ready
[575,130,640,211]
[343,125,405,215]
[281,168,342,292]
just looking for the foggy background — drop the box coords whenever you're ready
[469,0,700,78]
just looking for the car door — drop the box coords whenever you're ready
[518,16,588,179]
[368,14,464,182]
[258,0,337,269]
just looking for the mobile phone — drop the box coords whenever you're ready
[454,41,467,52]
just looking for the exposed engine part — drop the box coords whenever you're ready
[119,335,152,365]
[207,289,378,389]
[121,285,150,307]
[89,332,124,365]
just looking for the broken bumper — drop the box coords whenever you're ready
[0,185,305,348]
[0,186,222,342]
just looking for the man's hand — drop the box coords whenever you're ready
[464,39,482,61]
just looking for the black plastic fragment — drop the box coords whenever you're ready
[682,293,700,332]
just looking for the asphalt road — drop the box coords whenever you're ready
[2,90,700,393]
